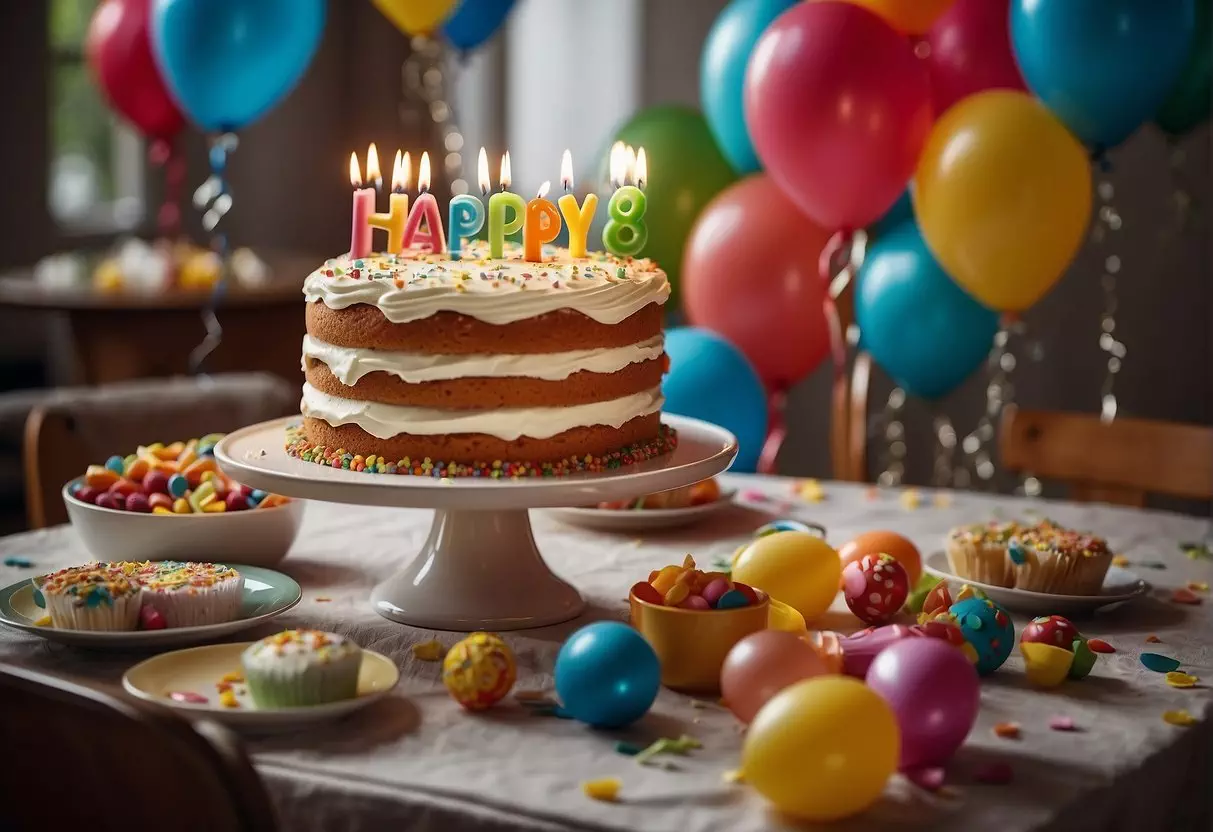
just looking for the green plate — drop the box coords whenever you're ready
[0,565,301,649]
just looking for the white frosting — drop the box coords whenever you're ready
[303,242,670,326]
[242,630,359,674]
[301,382,663,441]
[302,334,665,384]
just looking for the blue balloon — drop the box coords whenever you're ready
[443,0,516,52]
[152,0,326,132]
[662,327,767,472]
[700,0,797,174]
[856,223,999,400]
[869,188,913,240]
[555,622,660,729]
[1011,0,1195,149]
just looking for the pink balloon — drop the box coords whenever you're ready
[721,630,829,724]
[683,175,831,389]
[866,637,981,770]
[744,2,933,230]
[924,0,1027,115]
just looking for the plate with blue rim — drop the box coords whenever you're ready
[0,564,301,649]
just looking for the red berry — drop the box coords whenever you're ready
[224,492,249,512]
[842,553,910,626]
[142,471,170,495]
[139,605,167,630]
[125,493,152,513]
[95,492,120,511]
[74,486,100,505]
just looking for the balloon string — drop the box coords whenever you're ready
[757,389,788,475]
[819,228,854,381]
[189,133,238,375]
[150,138,185,241]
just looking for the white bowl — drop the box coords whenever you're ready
[62,479,305,567]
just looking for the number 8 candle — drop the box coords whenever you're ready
[602,143,648,257]
[489,152,525,259]
[449,147,488,258]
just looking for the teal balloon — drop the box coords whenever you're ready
[555,622,660,729]
[443,0,516,52]
[1011,0,1195,149]
[662,327,766,472]
[869,188,913,240]
[700,0,797,174]
[152,0,325,131]
[1156,0,1212,136]
[856,223,998,400]
[606,107,738,303]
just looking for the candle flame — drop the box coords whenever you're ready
[635,147,647,189]
[477,147,490,195]
[500,151,513,190]
[561,149,573,192]
[349,152,362,188]
[625,145,637,186]
[608,141,626,189]
[366,143,382,188]
[401,151,412,192]
[390,150,408,193]
[537,180,551,199]
[418,151,431,193]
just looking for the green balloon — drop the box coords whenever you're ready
[602,106,737,304]
[1156,0,1211,136]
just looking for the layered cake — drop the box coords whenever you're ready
[295,241,674,476]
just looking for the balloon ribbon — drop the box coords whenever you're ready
[190,134,238,374]
[757,389,787,475]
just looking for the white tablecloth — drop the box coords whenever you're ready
[2,476,1211,832]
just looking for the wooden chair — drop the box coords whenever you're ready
[23,373,296,528]
[0,663,279,831]
[1000,405,1213,507]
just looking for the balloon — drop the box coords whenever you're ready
[662,327,767,472]
[152,0,325,132]
[720,630,831,724]
[743,677,899,821]
[554,621,660,729]
[606,107,737,301]
[839,530,922,585]
[443,0,516,52]
[683,175,830,389]
[913,91,1092,312]
[732,532,841,622]
[86,0,183,140]
[866,637,981,770]
[372,0,457,36]
[856,222,998,398]
[700,0,797,174]
[1010,0,1195,149]
[869,188,914,240]
[1156,0,1212,136]
[924,0,1027,115]
[834,0,956,35]
[745,2,932,230]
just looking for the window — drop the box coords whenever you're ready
[49,0,145,231]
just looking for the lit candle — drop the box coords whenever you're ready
[401,151,446,254]
[368,150,410,254]
[557,149,597,259]
[602,142,649,258]
[524,181,562,263]
[488,152,525,259]
[348,146,376,260]
[448,147,487,259]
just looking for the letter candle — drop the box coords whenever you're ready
[524,180,561,262]
[488,152,525,259]
[348,146,377,260]
[557,149,597,259]
[602,142,649,258]
[368,150,410,254]
[401,151,446,253]
[448,147,488,259]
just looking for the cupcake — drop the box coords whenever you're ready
[241,630,362,708]
[945,522,1022,588]
[121,561,244,628]
[1008,521,1112,595]
[38,565,142,631]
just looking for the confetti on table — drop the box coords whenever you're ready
[993,722,1021,739]
[739,489,769,503]
[932,492,952,508]
[614,742,643,757]
[1180,542,1212,561]
[795,479,826,502]
[582,778,622,802]
[1086,639,1115,654]
[634,735,703,766]
[900,489,922,510]
[220,671,244,684]
[1163,710,1197,726]
[1139,561,1169,570]
[1111,555,1130,567]
[1048,716,1077,731]
[1171,588,1202,605]
[1145,635,1162,644]
[905,767,947,792]
[974,762,1014,785]
[169,691,208,704]
[218,689,240,708]
[1140,653,1182,673]
[314,596,332,603]
[1165,671,1199,688]
[34,615,51,627]
[1187,581,1209,592]
[722,769,745,784]
[2,557,32,568]
[864,486,880,501]
[411,640,446,661]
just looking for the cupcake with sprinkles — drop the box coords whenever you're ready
[120,561,244,628]
[1007,520,1112,595]
[241,629,362,708]
[945,521,1023,588]
[39,564,143,631]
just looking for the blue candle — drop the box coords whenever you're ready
[449,195,485,258]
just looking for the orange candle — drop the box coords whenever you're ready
[524,180,561,262]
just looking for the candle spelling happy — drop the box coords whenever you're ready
[488,152,525,259]
[368,150,410,254]
[401,151,446,254]
[524,180,561,262]
[449,147,488,259]
[557,149,597,259]
[348,144,378,260]
[602,142,649,258]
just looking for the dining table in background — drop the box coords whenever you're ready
[0,476,1210,832]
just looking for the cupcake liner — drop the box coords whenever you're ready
[46,590,142,631]
[1013,549,1111,595]
[142,576,244,628]
[945,539,1016,588]
[243,651,361,708]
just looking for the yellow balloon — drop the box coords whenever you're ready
[743,677,899,821]
[371,0,458,36]
[826,0,955,35]
[732,532,840,622]
[913,90,1092,313]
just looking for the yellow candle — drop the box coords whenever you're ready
[557,149,597,258]
[524,181,562,262]
[368,150,410,254]
[489,152,524,259]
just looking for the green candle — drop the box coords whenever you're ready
[488,151,525,258]
[602,185,648,257]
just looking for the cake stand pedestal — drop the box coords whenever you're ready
[215,415,737,631]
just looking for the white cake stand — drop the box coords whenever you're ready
[215,415,737,631]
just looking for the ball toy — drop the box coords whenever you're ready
[554,621,660,728]
[442,632,517,710]
[720,630,830,723]
[949,596,1014,675]
[732,531,841,622]
[1020,615,1080,650]
[842,553,909,625]
[838,530,922,585]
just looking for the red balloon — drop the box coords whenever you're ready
[683,175,831,389]
[87,0,184,140]
[924,0,1027,115]
[744,2,932,230]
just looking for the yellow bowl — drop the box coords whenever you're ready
[630,591,770,693]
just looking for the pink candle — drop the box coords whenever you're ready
[348,151,375,260]
[401,152,446,254]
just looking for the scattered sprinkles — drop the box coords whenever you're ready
[993,722,1021,739]
[1180,541,1212,561]
[412,640,446,661]
[1165,671,1199,688]
[795,479,825,503]
[722,769,745,784]
[1111,555,1131,567]
[1048,715,1077,731]
[1140,653,1182,673]
[3,557,32,568]
[169,691,208,704]
[315,596,332,603]
[582,777,622,803]
[932,492,953,508]
[900,489,922,511]
[1145,634,1162,644]
[1171,588,1202,605]
[1162,709,1198,726]
[1086,638,1116,654]
[1187,581,1209,593]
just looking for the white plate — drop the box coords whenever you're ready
[123,642,400,731]
[543,492,736,532]
[922,551,1150,616]
[0,565,301,649]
